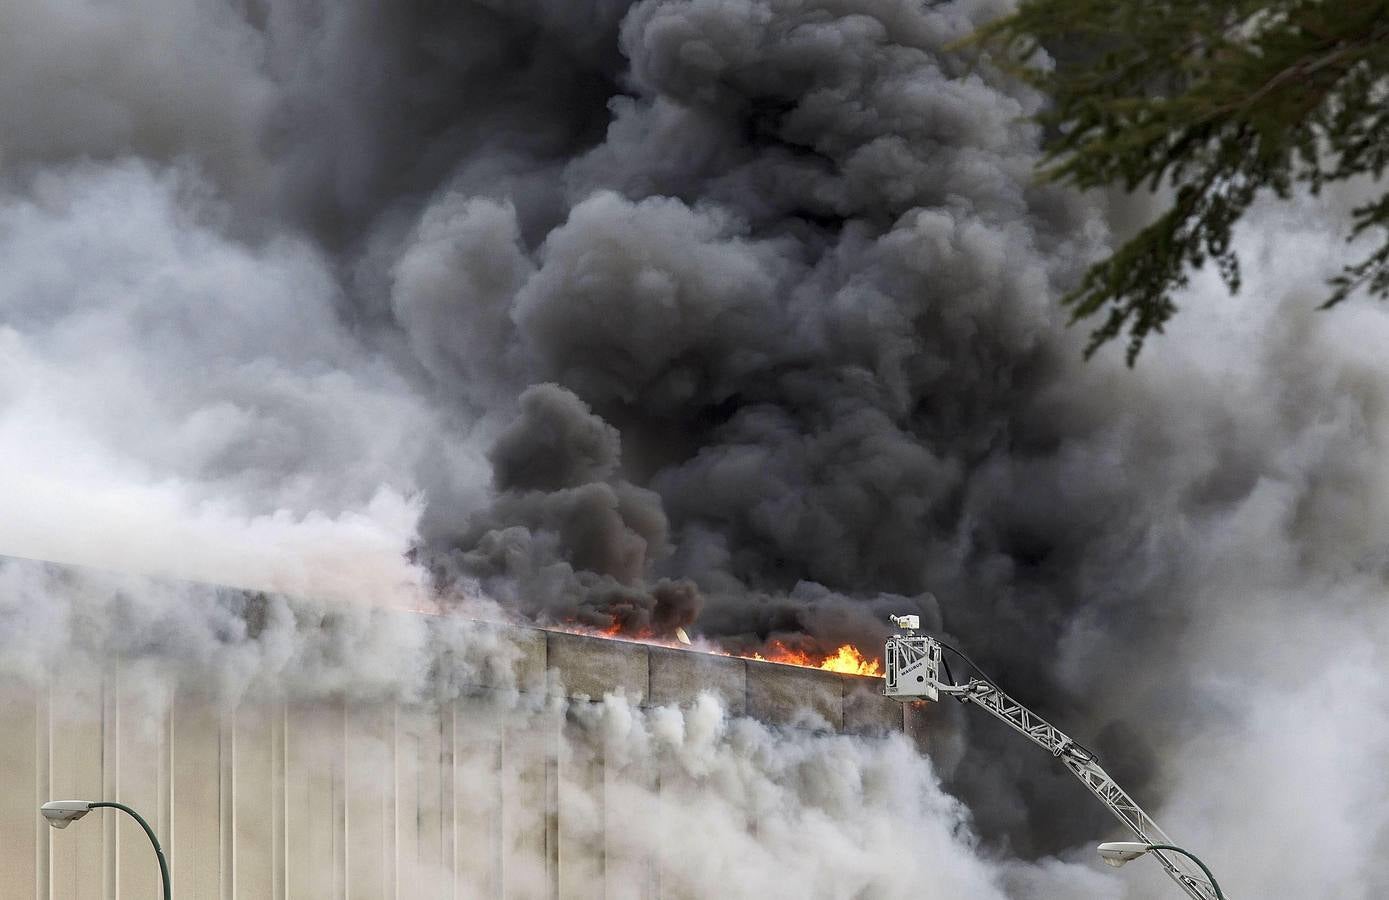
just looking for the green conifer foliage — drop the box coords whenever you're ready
[975,1,1389,361]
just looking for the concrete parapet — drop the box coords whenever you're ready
[546,631,649,703]
[647,645,746,715]
[843,678,906,735]
[0,555,904,738]
[743,658,845,730]
[531,626,905,737]
[506,622,549,692]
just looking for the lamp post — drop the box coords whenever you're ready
[42,800,171,900]
[1098,841,1225,900]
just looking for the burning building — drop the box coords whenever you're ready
[0,558,941,899]
[4,0,1389,896]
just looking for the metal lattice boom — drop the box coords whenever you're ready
[884,634,1221,900]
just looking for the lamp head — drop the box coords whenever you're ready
[1097,841,1150,868]
[41,800,93,829]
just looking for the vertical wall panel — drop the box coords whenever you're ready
[232,702,276,900]
[602,733,657,900]
[557,719,605,899]
[114,671,165,899]
[285,702,343,900]
[396,706,446,900]
[274,707,287,900]
[0,685,39,897]
[171,692,223,900]
[416,709,445,900]
[453,699,502,898]
[437,703,458,899]
[345,702,393,900]
[103,683,117,899]
[501,707,557,899]
[394,714,420,900]
[48,682,105,900]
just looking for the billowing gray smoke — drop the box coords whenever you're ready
[436,382,703,633]
[4,0,1389,896]
[409,0,1097,651]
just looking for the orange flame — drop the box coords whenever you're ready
[553,622,883,677]
[749,640,882,676]
[815,643,884,676]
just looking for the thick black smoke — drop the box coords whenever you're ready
[7,0,1389,894]
[431,383,702,633]
[390,0,1113,849]
[404,0,1096,645]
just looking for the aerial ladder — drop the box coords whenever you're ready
[882,615,1222,900]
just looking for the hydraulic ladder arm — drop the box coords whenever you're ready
[883,619,1221,900]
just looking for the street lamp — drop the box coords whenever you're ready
[41,800,171,900]
[1098,841,1225,900]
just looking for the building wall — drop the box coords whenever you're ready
[0,625,913,899]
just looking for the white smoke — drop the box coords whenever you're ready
[1044,185,1389,899]
[0,160,487,603]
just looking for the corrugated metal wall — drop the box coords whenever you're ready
[0,677,589,899]
[0,632,907,899]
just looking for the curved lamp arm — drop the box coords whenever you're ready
[1099,841,1225,900]
[42,800,170,900]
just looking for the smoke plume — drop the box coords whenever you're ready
[3,0,1389,896]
